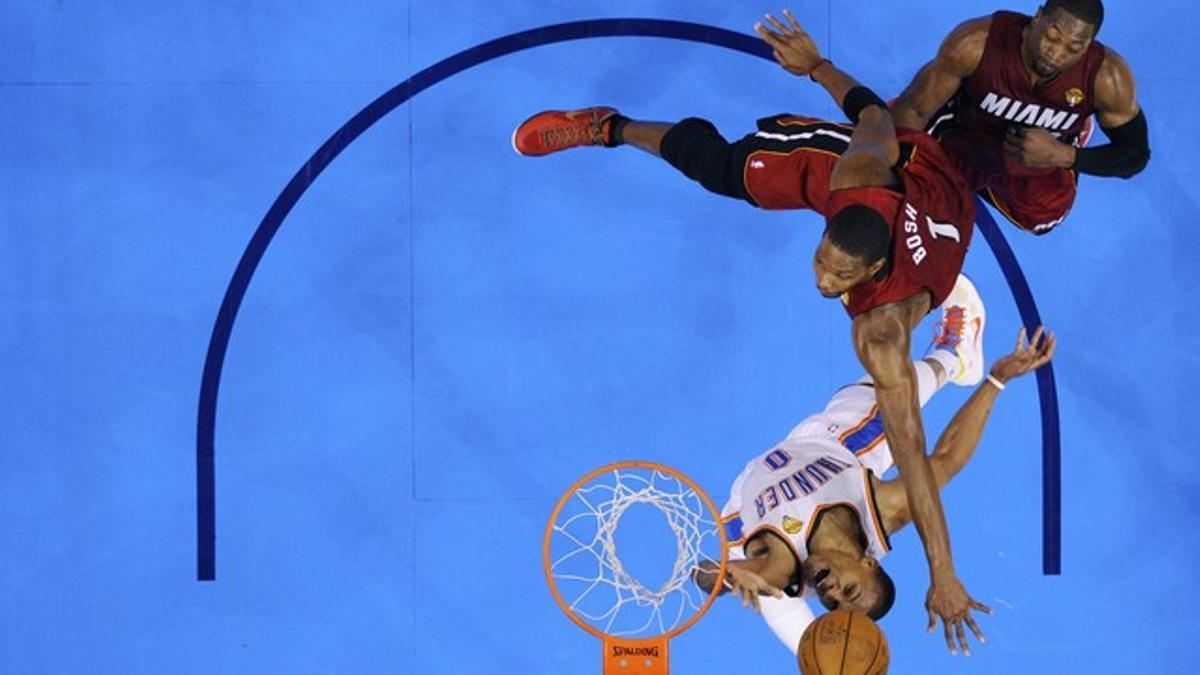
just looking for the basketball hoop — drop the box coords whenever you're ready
[543,461,728,674]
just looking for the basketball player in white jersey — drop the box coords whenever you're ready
[698,276,1056,656]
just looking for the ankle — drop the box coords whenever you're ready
[606,114,631,147]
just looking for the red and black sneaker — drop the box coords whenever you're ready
[511,107,619,157]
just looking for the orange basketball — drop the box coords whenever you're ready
[797,609,889,675]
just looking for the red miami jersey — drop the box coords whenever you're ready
[933,10,1106,184]
[827,131,976,318]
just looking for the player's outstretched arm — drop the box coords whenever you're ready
[892,17,990,130]
[878,326,1058,531]
[753,9,898,190]
[854,300,986,656]
[852,303,953,578]
[930,326,1056,485]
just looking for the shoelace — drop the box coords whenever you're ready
[544,110,609,148]
[932,306,966,347]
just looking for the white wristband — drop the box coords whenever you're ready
[986,374,1006,391]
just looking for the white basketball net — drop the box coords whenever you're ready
[548,466,723,638]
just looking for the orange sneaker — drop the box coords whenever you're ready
[511,107,619,157]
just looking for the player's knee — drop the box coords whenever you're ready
[661,118,745,199]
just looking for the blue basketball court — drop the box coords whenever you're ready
[3,1,1197,673]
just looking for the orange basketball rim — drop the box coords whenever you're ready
[543,460,729,675]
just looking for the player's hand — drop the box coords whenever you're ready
[1004,126,1076,168]
[691,560,728,595]
[989,326,1056,385]
[754,9,824,77]
[925,575,992,656]
[724,565,784,613]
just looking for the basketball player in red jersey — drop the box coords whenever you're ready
[893,0,1149,234]
[513,9,989,655]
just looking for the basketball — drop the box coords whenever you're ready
[797,609,889,675]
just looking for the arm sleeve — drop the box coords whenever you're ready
[1073,109,1150,178]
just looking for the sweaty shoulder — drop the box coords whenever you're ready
[937,15,992,77]
[1094,46,1139,119]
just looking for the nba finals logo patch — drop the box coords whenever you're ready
[783,515,804,534]
[1065,87,1084,107]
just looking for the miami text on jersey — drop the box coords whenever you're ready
[979,91,1081,134]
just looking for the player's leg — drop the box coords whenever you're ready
[512,108,760,200]
[922,273,987,386]
[618,119,674,156]
[513,110,851,210]
[832,273,986,409]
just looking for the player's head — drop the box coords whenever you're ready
[815,206,890,298]
[803,551,896,620]
[1027,0,1104,77]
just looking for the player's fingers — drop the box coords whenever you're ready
[926,610,937,633]
[965,614,987,644]
[1031,348,1053,370]
[1022,327,1041,355]
[1015,326,1027,351]
[783,8,803,32]
[955,619,971,656]
[764,13,790,34]
[943,619,957,655]
[1040,333,1056,360]
[760,34,789,59]
[1029,325,1045,350]
[753,22,781,44]
[970,598,993,615]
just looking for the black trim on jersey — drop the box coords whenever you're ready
[924,98,959,139]
[753,115,853,156]
[893,142,917,172]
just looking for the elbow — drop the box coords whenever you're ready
[890,100,922,131]
[1118,149,1150,179]
[858,105,893,125]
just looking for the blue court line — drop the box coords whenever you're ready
[195,18,1060,580]
[972,200,1061,575]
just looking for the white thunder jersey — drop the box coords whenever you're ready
[723,383,893,565]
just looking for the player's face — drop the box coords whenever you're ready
[1026,8,1096,78]
[813,237,872,299]
[803,551,883,614]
